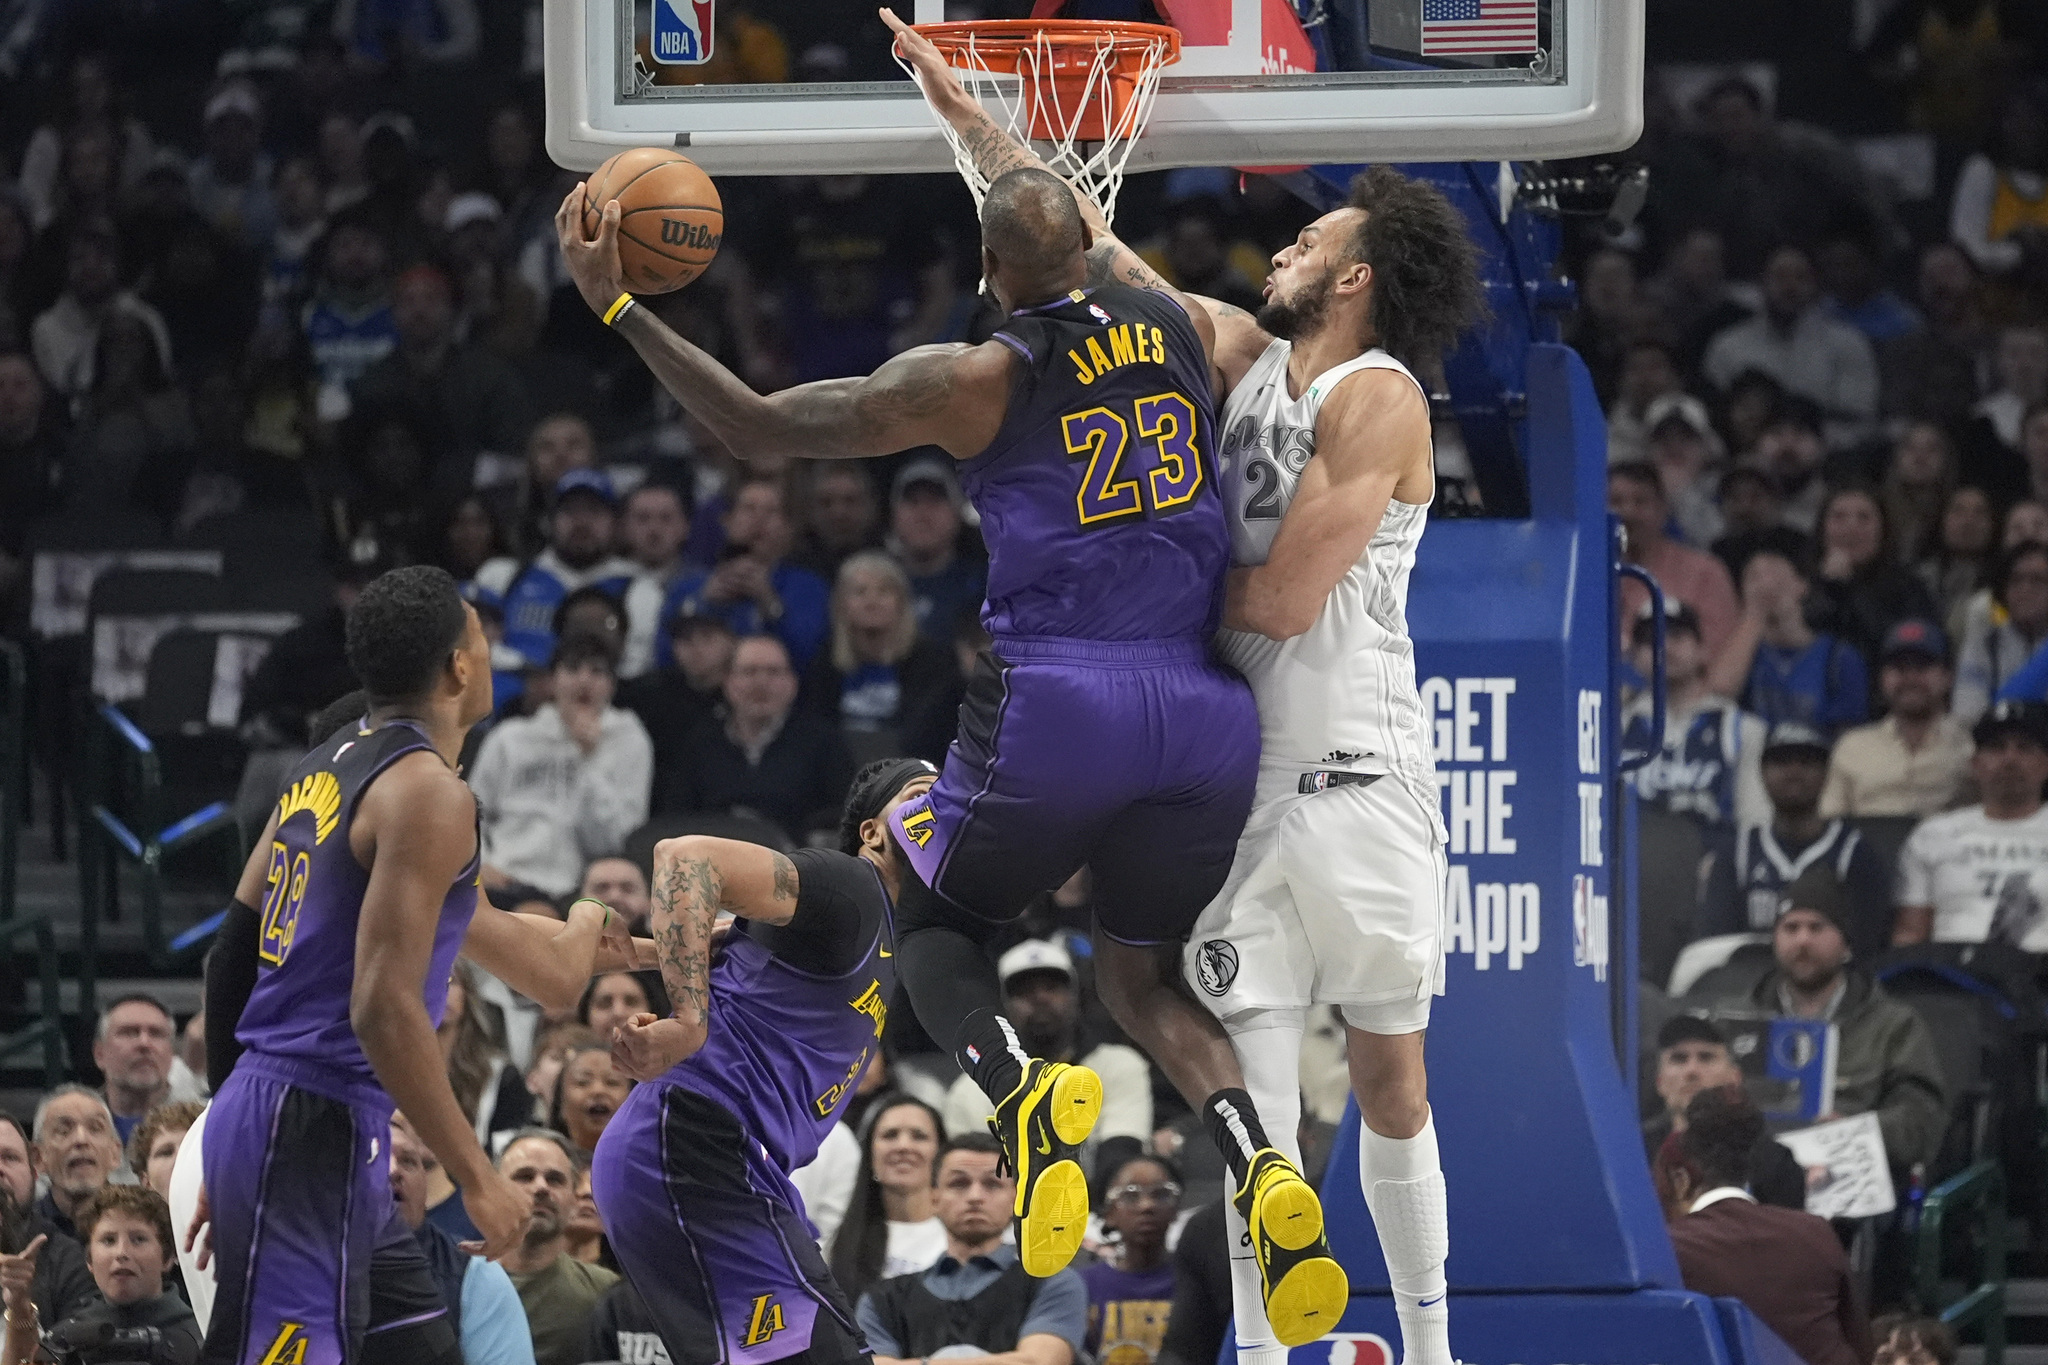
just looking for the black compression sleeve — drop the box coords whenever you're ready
[204,899,262,1091]
[746,849,888,978]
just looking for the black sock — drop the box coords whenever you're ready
[1204,1088,1272,1187]
[956,1008,1031,1104]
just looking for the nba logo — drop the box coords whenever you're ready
[652,0,714,65]
[1321,1335,1394,1365]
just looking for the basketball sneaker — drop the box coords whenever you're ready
[1235,1148,1350,1346]
[987,1058,1101,1276]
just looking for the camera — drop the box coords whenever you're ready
[45,1318,175,1365]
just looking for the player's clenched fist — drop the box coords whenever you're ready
[611,1011,707,1082]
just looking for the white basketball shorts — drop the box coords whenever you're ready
[1183,768,1447,1035]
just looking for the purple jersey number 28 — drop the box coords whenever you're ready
[1062,391,1206,529]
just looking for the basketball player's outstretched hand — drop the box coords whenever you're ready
[184,1183,212,1271]
[611,1011,704,1081]
[458,1167,533,1263]
[879,9,965,106]
[0,1233,44,1316]
[555,182,626,319]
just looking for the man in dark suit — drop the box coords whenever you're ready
[1656,1086,1871,1365]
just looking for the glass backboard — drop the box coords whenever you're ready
[544,0,1643,178]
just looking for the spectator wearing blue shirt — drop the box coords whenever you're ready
[660,473,830,670]
[858,1134,1088,1365]
[299,213,396,423]
[474,469,638,675]
[803,551,958,767]
[1819,227,1921,346]
[888,459,987,644]
[1710,546,1869,735]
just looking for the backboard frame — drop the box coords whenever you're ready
[544,0,1643,177]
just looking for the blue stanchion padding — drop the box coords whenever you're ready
[169,910,228,955]
[1711,1299,1807,1365]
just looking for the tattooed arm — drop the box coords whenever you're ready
[883,9,1217,369]
[1182,293,1274,400]
[554,184,1016,462]
[610,835,802,1080]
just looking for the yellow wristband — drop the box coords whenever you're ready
[602,292,636,327]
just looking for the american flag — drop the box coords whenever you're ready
[1421,0,1539,56]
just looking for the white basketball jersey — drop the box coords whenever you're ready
[1216,339,1440,806]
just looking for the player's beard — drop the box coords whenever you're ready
[1256,264,1338,341]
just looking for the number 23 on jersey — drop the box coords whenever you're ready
[1063,392,1206,528]
[260,841,310,965]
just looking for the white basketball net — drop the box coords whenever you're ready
[896,27,1174,227]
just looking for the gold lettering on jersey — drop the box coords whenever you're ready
[850,979,887,1038]
[1067,326,1172,386]
[257,1322,310,1365]
[900,807,935,847]
[274,770,342,845]
[814,1044,872,1117]
[1084,336,1113,377]
[1107,326,1136,368]
[742,1294,788,1347]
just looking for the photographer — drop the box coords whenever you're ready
[1,1186,200,1365]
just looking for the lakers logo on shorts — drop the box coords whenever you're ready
[258,1322,310,1365]
[743,1293,788,1347]
[1196,939,1239,997]
[900,806,936,848]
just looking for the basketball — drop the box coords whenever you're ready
[583,147,724,295]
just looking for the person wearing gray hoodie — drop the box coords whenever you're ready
[471,632,653,898]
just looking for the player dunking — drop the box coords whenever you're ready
[594,758,937,1365]
[556,82,1346,1347]
[886,20,1483,1365]
[193,567,642,1365]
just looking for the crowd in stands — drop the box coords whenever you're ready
[0,0,2044,1359]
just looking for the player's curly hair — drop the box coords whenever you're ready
[344,565,469,704]
[1342,166,1486,370]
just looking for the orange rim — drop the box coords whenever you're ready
[905,19,1182,73]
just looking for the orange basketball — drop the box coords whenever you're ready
[583,147,724,295]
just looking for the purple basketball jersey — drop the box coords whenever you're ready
[663,853,895,1173]
[234,719,480,1093]
[970,285,1230,642]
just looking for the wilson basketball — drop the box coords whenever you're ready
[584,147,724,295]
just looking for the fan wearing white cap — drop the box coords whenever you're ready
[940,941,1152,1181]
[190,81,275,249]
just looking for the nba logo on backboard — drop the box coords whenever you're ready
[652,0,714,65]
[1320,1334,1394,1365]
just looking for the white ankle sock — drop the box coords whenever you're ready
[1225,1185,1289,1365]
[1359,1112,1452,1365]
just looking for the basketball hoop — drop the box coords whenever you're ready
[894,20,1181,226]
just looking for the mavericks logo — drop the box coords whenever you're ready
[1196,940,1239,996]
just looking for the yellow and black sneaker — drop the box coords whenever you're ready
[1234,1148,1349,1346]
[986,1059,1102,1277]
